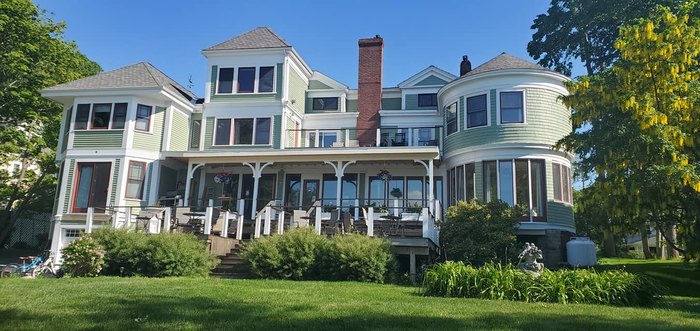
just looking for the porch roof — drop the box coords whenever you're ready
[164,146,440,163]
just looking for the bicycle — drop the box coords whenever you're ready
[0,250,62,278]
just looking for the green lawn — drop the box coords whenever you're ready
[597,258,700,297]
[1,270,699,331]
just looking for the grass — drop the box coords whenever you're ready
[1,274,699,330]
[597,258,700,297]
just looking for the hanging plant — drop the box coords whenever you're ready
[214,172,232,184]
[390,187,403,198]
[377,168,392,181]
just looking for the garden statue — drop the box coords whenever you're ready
[518,242,544,275]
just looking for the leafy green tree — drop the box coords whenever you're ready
[0,0,101,247]
[561,6,700,258]
[441,200,522,266]
[529,0,676,76]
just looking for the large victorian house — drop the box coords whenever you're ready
[42,27,574,273]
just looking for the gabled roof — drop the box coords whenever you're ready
[308,71,348,90]
[44,62,197,101]
[204,27,290,51]
[464,53,549,77]
[398,65,457,88]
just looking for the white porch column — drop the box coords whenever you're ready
[243,162,274,220]
[221,211,230,238]
[314,206,322,235]
[183,162,205,207]
[86,207,94,234]
[204,199,213,235]
[278,210,285,234]
[324,160,356,208]
[264,206,272,235]
[367,207,374,237]
[414,159,435,213]
[236,210,244,240]
[163,207,172,233]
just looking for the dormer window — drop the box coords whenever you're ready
[237,67,255,93]
[312,97,339,111]
[258,66,274,92]
[74,103,127,130]
[215,66,275,94]
[418,93,437,107]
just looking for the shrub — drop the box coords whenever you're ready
[322,234,396,283]
[243,229,396,283]
[441,200,522,266]
[92,228,216,277]
[244,228,329,280]
[61,236,105,277]
[422,261,665,306]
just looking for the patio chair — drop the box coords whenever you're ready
[392,133,406,146]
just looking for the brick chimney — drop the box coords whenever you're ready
[356,35,383,146]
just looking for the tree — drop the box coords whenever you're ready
[0,0,101,247]
[529,0,676,76]
[561,6,700,259]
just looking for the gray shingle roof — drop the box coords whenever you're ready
[204,27,290,51]
[464,53,549,77]
[44,62,197,101]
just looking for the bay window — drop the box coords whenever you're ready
[74,103,128,130]
[483,159,546,220]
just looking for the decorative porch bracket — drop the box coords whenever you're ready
[242,162,274,220]
[414,159,435,214]
[324,160,356,208]
[183,163,205,206]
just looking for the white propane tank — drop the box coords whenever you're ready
[567,237,597,267]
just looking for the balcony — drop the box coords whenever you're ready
[286,126,443,149]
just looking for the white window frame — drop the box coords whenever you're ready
[444,99,460,136]
[215,67,236,95]
[464,91,490,129]
[73,103,128,131]
[496,89,527,125]
[552,162,573,205]
[213,117,273,146]
[134,104,153,133]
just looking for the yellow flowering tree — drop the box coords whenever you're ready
[561,6,700,258]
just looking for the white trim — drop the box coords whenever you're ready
[443,99,460,137]
[214,66,235,95]
[496,89,527,125]
[463,90,491,129]
[398,65,456,88]
[162,102,173,151]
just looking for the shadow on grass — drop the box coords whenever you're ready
[597,261,700,298]
[4,293,696,330]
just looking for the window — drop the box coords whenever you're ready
[418,93,437,107]
[125,161,146,199]
[72,162,111,213]
[284,174,302,208]
[215,119,231,145]
[65,229,84,238]
[135,104,152,131]
[258,66,274,92]
[445,102,458,135]
[190,119,201,148]
[237,67,255,93]
[449,164,476,205]
[74,103,128,130]
[466,94,487,128]
[500,91,524,123]
[321,173,358,210]
[312,97,339,111]
[483,159,546,220]
[214,118,271,146]
[309,131,337,147]
[217,68,234,94]
[553,163,572,204]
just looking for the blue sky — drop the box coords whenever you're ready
[35,0,582,96]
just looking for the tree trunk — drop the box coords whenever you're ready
[665,225,679,259]
[639,224,652,259]
[603,229,616,257]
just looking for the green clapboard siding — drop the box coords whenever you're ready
[204,117,214,149]
[415,75,448,86]
[210,64,284,103]
[444,88,571,155]
[132,106,165,152]
[309,80,333,89]
[405,94,437,110]
[110,159,120,206]
[545,159,574,227]
[288,67,306,113]
[169,110,189,151]
[63,159,76,213]
[286,115,296,148]
[346,99,358,112]
[72,131,124,148]
[273,115,282,149]
[143,162,153,203]
[381,98,402,110]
